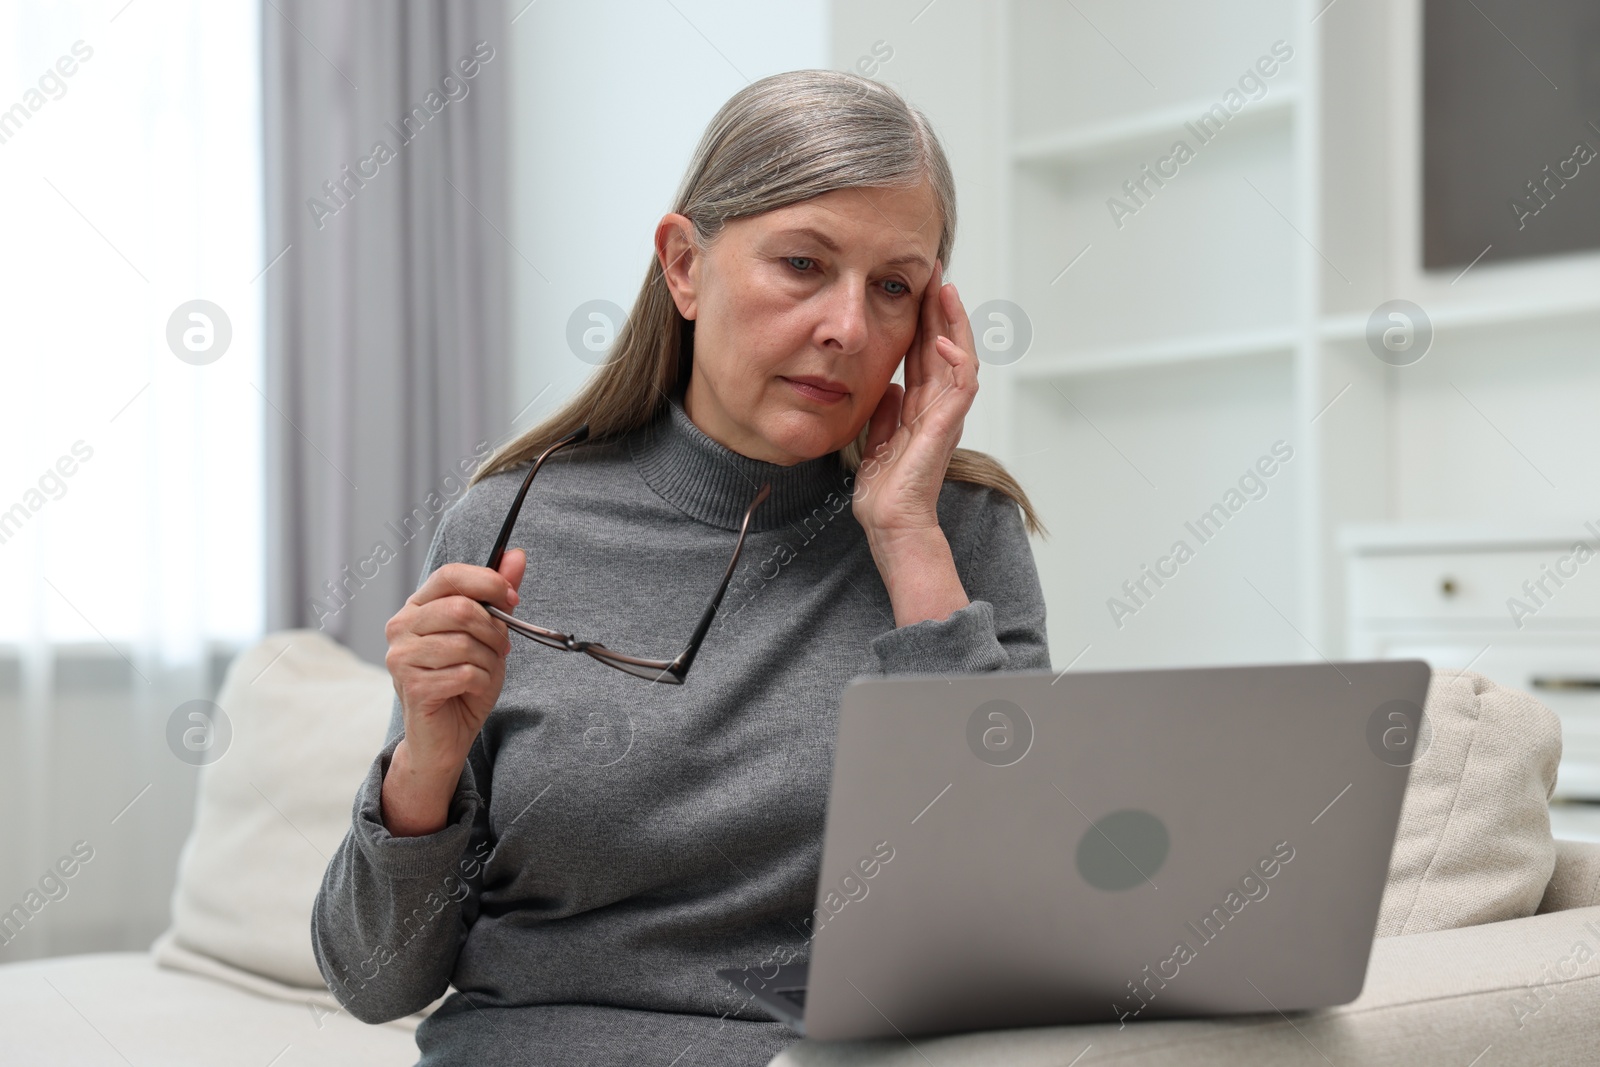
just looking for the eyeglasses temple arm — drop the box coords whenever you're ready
[484,424,590,571]
[673,482,771,676]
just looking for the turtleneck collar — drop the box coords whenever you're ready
[629,389,852,533]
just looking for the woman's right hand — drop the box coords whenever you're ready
[380,551,525,836]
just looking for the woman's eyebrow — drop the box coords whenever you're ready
[770,226,930,270]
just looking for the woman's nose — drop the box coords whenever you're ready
[820,279,870,351]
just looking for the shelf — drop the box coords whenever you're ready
[1338,519,1600,556]
[1008,326,1297,380]
[1012,85,1299,168]
[1320,290,1600,340]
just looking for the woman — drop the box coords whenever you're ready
[312,68,1051,1066]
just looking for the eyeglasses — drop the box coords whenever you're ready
[478,423,771,684]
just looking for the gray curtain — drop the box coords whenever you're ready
[262,1,510,665]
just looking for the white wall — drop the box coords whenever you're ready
[504,0,830,433]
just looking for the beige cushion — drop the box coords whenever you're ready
[0,950,421,1065]
[158,629,443,1023]
[149,928,424,1034]
[1375,668,1561,936]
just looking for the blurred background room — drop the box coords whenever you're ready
[3,0,1599,983]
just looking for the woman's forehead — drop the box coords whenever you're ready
[742,187,940,264]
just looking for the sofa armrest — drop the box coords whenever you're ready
[1537,838,1600,914]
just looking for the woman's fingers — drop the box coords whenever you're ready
[410,595,510,650]
[910,259,954,422]
[934,334,978,401]
[919,279,975,419]
[919,259,946,377]
[406,662,496,713]
[861,383,903,466]
[397,630,505,676]
[940,280,975,363]
[920,259,944,352]
[496,548,527,597]
[396,561,518,649]
[382,560,522,779]
[412,561,519,612]
[903,258,943,397]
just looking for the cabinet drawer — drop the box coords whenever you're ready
[1350,550,1600,625]
[1367,637,1600,800]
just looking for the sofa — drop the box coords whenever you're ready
[1,630,1596,1066]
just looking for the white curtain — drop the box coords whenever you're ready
[0,1,262,960]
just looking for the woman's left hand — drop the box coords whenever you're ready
[852,258,979,536]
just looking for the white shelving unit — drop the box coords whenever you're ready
[984,0,1317,672]
[981,0,1600,673]
[1009,326,1299,382]
[1010,86,1300,167]
[826,0,1600,675]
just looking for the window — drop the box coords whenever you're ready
[0,0,262,663]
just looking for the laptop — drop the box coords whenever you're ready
[718,658,1431,1040]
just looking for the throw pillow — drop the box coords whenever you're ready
[161,629,396,988]
[1376,667,1561,936]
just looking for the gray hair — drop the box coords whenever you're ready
[673,69,957,268]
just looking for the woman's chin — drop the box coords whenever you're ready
[758,425,851,465]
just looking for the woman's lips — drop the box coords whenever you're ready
[783,377,847,403]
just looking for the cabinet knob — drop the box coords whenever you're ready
[1439,577,1459,597]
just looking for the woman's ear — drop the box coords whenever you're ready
[656,214,699,320]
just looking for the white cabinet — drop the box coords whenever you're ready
[1343,522,1600,800]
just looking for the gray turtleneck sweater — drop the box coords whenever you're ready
[310,391,1051,1066]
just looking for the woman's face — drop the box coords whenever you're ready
[657,181,942,466]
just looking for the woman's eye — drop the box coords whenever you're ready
[784,257,910,299]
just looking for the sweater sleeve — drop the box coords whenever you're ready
[309,513,497,1025]
[867,487,1051,676]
